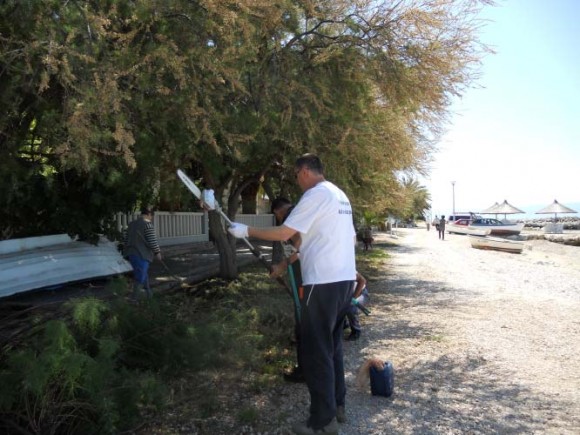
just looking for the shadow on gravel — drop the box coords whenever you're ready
[352,304,571,433]
[351,351,571,434]
[347,240,574,434]
[375,275,486,313]
[374,241,422,255]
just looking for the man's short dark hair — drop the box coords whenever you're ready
[140,206,154,215]
[271,197,292,214]
[295,153,324,174]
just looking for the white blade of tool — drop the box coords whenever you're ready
[177,169,247,241]
[176,168,293,296]
[177,169,203,203]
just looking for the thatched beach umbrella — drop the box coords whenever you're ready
[492,200,525,220]
[495,200,525,214]
[535,199,577,221]
[480,200,525,219]
[480,202,500,214]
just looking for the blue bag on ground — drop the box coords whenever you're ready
[370,361,394,397]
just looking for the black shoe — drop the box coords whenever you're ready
[345,331,361,341]
[284,367,306,383]
[292,417,338,435]
[336,405,346,423]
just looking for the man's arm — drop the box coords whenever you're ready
[247,224,297,242]
[144,222,162,260]
[353,272,367,299]
[270,233,301,278]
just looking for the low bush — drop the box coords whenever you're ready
[0,270,296,434]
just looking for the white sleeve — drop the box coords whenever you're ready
[284,188,329,234]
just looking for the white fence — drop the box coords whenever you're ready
[236,214,276,228]
[115,212,275,247]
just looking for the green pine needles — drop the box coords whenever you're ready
[0,272,294,434]
[0,297,168,434]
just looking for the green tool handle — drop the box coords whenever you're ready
[352,298,371,316]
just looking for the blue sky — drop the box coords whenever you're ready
[426,0,580,219]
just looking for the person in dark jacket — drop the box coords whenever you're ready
[438,215,447,240]
[123,207,162,299]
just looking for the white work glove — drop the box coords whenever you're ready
[228,222,249,238]
[201,189,216,210]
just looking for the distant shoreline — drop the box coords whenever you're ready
[518,216,580,230]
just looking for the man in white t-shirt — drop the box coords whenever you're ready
[228,154,356,435]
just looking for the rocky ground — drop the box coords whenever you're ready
[193,228,580,434]
[522,217,580,230]
[330,228,580,434]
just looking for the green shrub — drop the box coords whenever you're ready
[0,269,298,434]
[0,312,167,434]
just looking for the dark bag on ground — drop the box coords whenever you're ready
[370,361,394,397]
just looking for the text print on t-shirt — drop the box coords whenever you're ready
[338,200,352,215]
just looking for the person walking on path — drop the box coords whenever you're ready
[123,207,162,299]
[270,197,305,383]
[438,215,447,240]
[433,215,440,232]
[228,154,356,435]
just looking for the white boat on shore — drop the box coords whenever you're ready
[0,234,132,298]
[469,218,525,236]
[468,235,524,254]
[447,219,490,236]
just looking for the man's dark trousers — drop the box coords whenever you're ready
[299,280,354,429]
[290,260,303,370]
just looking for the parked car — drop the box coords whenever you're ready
[447,219,490,236]
[447,213,479,224]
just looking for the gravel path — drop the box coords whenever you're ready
[329,228,580,434]
[172,228,580,434]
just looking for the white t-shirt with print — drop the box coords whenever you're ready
[284,180,356,285]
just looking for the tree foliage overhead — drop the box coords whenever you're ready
[0,0,492,271]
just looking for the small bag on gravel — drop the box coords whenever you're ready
[370,361,394,397]
[356,358,394,397]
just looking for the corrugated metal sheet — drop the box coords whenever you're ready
[0,234,132,298]
[0,234,73,255]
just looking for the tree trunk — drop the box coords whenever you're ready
[208,211,238,279]
[271,240,284,266]
[241,181,259,214]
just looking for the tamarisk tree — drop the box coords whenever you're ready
[0,0,492,277]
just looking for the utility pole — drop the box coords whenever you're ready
[451,181,456,215]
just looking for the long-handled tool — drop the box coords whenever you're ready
[159,258,195,289]
[135,230,193,289]
[177,169,292,296]
[352,298,371,316]
[287,262,301,322]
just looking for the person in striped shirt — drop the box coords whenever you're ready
[123,207,162,299]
